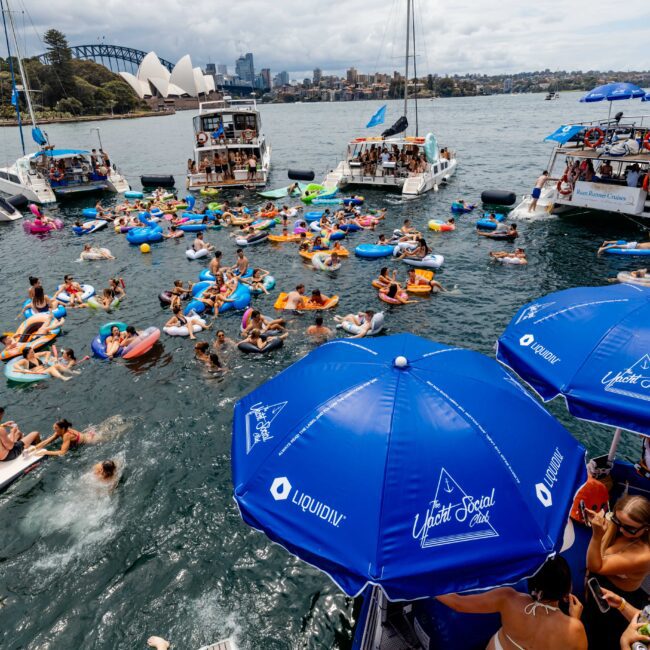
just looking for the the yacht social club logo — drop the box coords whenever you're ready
[245,401,287,453]
[602,355,650,402]
[412,468,498,548]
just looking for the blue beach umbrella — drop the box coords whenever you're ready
[232,334,586,600]
[579,82,646,103]
[643,92,650,102]
[497,284,650,459]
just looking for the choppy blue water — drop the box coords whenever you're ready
[0,93,648,649]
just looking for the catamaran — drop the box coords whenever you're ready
[187,96,271,190]
[0,0,129,205]
[323,0,456,197]
[511,113,650,220]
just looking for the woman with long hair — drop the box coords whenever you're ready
[584,494,650,649]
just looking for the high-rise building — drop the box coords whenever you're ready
[503,77,512,93]
[313,67,322,85]
[346,67,358,84]
[260,68,271,89]
[273,70,289,87]
[205,63,216,75]
[235,53,255,83]
[217,64,228,76]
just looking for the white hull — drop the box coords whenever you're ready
[0,162,130,205]
[325,158,456,197]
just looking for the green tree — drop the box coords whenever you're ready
[103,80,139,113]
[437,77,455,97]
[55,96,82,115]
[43,29,75,100]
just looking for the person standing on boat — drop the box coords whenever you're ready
[247,154,257,182]
[528,170,549,212]
[437,555,587,650]
[583,495,650,650]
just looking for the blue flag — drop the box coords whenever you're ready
[10,88,17,106]
[366,104,387,128]
[543,124,585,144]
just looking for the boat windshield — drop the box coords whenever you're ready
[193,112,259,145]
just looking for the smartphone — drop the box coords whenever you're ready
[579,500,590,527]
[588,577,610,613]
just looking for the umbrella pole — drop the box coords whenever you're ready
[607,428,623,462]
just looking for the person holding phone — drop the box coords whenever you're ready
[584,495,650,649]
[437,556,586,649]
[598,588,650,649]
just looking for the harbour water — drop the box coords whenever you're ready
[0,92,647,649]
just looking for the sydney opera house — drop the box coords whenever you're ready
[119,52,216,99]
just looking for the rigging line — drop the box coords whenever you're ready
[18,0,68,98]
[412,0,419,135]
[0,0,24,155]
[372,0,398,73]
[416,0,431,77]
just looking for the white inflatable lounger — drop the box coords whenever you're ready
[0,447,41,491]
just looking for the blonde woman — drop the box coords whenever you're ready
[584,494,650,649]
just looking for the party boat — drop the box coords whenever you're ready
[511,85,650,221]
[187,96,271,190]
[323,0,456,197]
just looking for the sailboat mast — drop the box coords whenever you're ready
[403,0,411,118]
[412,0,419,136]
[6,0,38,130]
[0,0,24,154]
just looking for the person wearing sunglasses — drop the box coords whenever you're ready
[584,494,650,649]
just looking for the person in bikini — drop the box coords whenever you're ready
[56,275,86,308]
[437,555,587,650]
[31,419,98,458]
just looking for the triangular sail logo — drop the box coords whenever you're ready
[602,354,650,402]
[412,468,498,548]
[245,401,287,453]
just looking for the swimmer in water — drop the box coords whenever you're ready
[31,419,99,457]
[306,315,332,339]
[93,459,119,487]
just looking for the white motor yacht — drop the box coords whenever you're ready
[187,97,271,190]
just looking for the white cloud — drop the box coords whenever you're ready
[12,0,650,78]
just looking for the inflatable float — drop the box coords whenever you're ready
[337,312,385,337]
[355,244,394,259]
[4,356,52,383]
[79,247,113,261]
[56,283,95,304]
[602,242,650,256]
[407,269,435,293]
[73,219,108,235]
[125,212,163,245]
[186,247,210,260]
[617,271,650,286]
[274,293,339,310]
[312,252,341,271]
[0,313,60,361]
[91,322,160,359]
[183,282,251,316]
[476,213,506,230]
[238,337,284,354]
[428,219,455,232]
[451,201,475,214]
[235,232,268,246]
[402,254,444,269]
[163,315,207,337]
[299,248,349,260]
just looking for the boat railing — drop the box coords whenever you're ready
[199,98,257,114]
[566,115,648,130]
[195,130,262,148]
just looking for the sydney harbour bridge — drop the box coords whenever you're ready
[37,44,266,95]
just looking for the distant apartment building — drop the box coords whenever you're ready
[235,53,255,83]
[260,68,271,89]
[346,67,358,84]
[273,70,290,87]
[313,67,322,85]
[217,64,228,76]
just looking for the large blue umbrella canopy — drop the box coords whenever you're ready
[497,283,650,437]
[579,82,646,103]
[232,334,586,600]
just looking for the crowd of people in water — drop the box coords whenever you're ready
[10,180,650,650]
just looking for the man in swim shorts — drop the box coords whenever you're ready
[232,249,249,276]
[285,284,306,310]
[306,316,332,339]
[529,170,549,212]
[598,240,650,255]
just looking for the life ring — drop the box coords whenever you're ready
[643,173,649,192]
[556,175,573,196]
[644,132,650,152]
[584,127,604,149]
[196,131,208,145]
[243,129,254,142]
[50,168,64,182]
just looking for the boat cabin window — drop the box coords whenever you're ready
[233,114,257,132]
